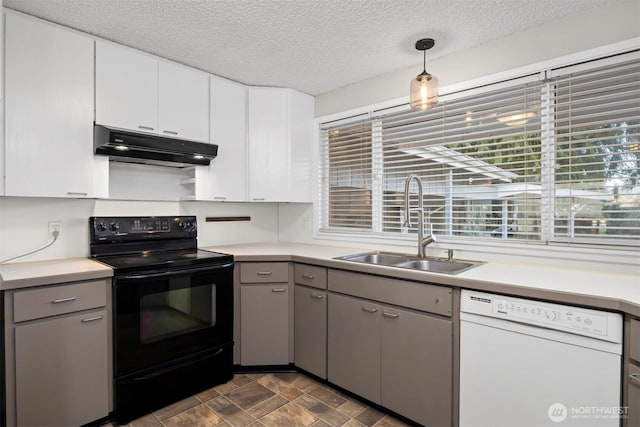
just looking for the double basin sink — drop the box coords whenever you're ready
[336,251,483,274]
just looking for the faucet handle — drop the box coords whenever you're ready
[446,249,454,262]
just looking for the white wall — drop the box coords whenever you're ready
[315,1,640,116]
[0,197,279,263]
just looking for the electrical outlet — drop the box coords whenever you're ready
[48,221,62,236]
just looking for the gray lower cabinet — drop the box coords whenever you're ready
[625,317,640,426]
[294,284,327,378]
[240,283,290,365]
[15,310,109,426]
[4,279,111,427]
[328,293,381,403]
[380,304,452,427]
[327,269,453,426]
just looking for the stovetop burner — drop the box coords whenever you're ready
[93,248,233,274]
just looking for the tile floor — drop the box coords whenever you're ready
[122,372,412,427]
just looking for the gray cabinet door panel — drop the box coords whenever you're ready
[328,293,381,403]
[15,310,109,426]
[381,306,452,427]
[628,363,640,427]
[294,285,327,378]
[241,284,289,365]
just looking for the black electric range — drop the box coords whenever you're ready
[89,216,234,425]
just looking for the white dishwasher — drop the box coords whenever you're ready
[460,290,623,427]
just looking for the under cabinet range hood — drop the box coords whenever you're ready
[94,125,218,167]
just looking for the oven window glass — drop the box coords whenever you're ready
[140,282,217,343]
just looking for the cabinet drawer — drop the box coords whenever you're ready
[14,280,108,322]
[328,269,452,317]
[294,264,327,289]
[631,319,640,363]
[240,262,289,283]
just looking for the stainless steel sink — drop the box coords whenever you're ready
[394,259,477,274]
[339,252,408,267]
[336,251,483,274]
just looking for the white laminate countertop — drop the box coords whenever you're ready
[204,242,640,317]
[0,258,113,290]
[0,242,637,316]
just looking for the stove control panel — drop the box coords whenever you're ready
[90,216,197,242]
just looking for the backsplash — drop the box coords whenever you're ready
[0,197,279,262]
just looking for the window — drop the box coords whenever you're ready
[319,53,640,247]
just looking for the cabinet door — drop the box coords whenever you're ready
[294,285,327,378]
[209,76,247,201]
[381,306,452,426]
[95,40,158,133]
[158,61,209,142]
[288,89,314,203]
[248,87,289,201]
[241,284,289,365]
[15,310,109,426]
[629,364,640,427]
[4,13,97,197]
[328,293,381,403]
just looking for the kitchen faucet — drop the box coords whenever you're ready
[403,174,436,257]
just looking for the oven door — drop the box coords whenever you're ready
[113,262,233,377]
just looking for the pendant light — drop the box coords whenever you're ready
[410,38,439,111]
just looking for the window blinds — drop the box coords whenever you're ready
[319,117,373,231]
[550,56,640,243]
[318,52,640,247]
[379,80,543,240]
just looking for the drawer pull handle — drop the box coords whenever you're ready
[272,288,286,293]
[382,312,400,319]
[257,271,272,276]
[163,130,178,135]
[66,192,88,196]
[362,306,378,314]
[81,315,104,323]
[52,297,77,304]
[213,197,227,200]
[138,125,154,131]
[302,274,315,280]
[630,374,640,384]
[311,294,324,300]
[253,198,265,201]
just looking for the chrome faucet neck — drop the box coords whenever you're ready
[403,174,435,257]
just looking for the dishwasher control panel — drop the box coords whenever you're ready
[492,296,608,336]
[461,290,623,343]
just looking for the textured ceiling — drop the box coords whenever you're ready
[3,0,618,96]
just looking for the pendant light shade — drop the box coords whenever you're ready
[410,38,439,111]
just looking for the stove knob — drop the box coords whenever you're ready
[109,222,120,232]
[97,222,107,232]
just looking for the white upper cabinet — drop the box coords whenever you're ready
[95,41,209,142]
[248,87,289,202]
[95,41,158,133]
[158,61,209,142]
[4,12,103,198]
[248,87,314,202]
[209,76,248,201]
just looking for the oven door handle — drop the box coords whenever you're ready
[117,263,233,280]
[132,348,226,382]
